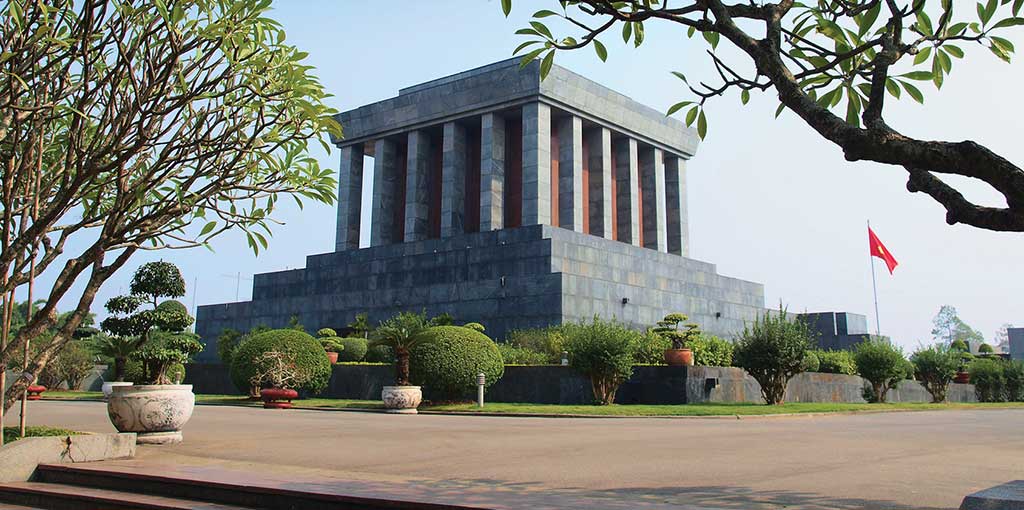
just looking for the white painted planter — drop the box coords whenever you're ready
[381,385,422,414]
[101,381,133,400]
[107,385,195,445]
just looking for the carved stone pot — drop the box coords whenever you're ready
[101,381,133,400]
[381,385,422,414]
[107,385,195,445]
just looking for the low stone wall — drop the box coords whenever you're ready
[183,363,977,404]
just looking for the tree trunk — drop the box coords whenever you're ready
[112,357,126,382]
[395,347,410,386]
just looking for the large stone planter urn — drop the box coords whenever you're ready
[107,384,195,445]
[382,386,421,414]
[101,381,133,400]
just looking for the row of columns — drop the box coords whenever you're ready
[336,102,689,256]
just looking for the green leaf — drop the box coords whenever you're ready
[993,16,1024,28]
[530,21,554,40]
[900,70,934,80]
[533,9,558,18]
[200,221,217,236]
[671,71,689,84]
[685,106,699,126]
[885,78,901,98]
[703,31,720,50]
[775,102,787,118]
[932,57,945,88]
[539,50,555,79]
[501,0,512,17]
[916,10,934,36]
[901,80,925,103]
[990,41,1012,62]
[518,48,545,67]
[741,89,750,105]
[622,22,632,43]
[667,101,693,116]
[697,109,708,139]
[515,28,540,36]
[946,22,970,35]
[914,45,932,65]
[593,39,608,62]
[1015,0,1023,16]
[845,90,861,127]
[513,40,541,55]
[992,35,1016,53]
[633,22,645,47]
[944,44,965,58]
[857,2,882,36]
[687,26,696,38]
[936,49,953,73]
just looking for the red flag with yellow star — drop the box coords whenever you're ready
[868,227,898,274]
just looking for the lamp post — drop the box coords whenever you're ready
[476,373,486,407]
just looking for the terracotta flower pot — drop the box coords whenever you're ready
[326,351,339,364]
[260,388,299,409]
[26,385,46,400]
[107,384,195,445]
[664,348,694,366]
[954,371,970,384]
[382,386,422,414]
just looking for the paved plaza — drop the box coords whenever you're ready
[26,401,1024,509]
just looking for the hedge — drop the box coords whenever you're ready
[229,329,331,395]
[338,337,369,362]
[410,326,504,399]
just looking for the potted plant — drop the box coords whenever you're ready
[654,313,701,366]
[369,311,429,413]
[317,328,344,364]
[251,350,308,409]
[951,339,972,383]
[101,262,200,445]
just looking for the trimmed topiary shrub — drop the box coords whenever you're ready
[338,337,368,362]
[733,307,813,405]
[463,322,486,333]
[497,343,550,365]
[364,344,395,363]
[910,344,959,403]
[854,339,907,403]
[690,335,733,367]
[565,318,640,405]
[970,358,1007,402]
[230,329,331,396]
[410,326,504,399]
[978,343,995,354]
[814,349,858,375]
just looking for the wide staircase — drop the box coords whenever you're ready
[0,463,483,510]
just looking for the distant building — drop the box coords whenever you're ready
[1009,328,1024,360]
[799,312,882,350]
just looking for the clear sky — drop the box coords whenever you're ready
[51,0,1024,351]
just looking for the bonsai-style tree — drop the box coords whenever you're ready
[100,262,196,385]
[502,1,1024,232]
[911,344,959,402]
[317,328,345,354]
[370,312,429,386]
[854,339,908,403]
[652,313,701,350]
[0,0,340,412]
[979,343,995,354]
[249,350,311,391]
[733,306,813,404]
[348,313,371,339]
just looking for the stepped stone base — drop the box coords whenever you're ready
[195,225,764,361]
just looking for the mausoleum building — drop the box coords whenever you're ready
[195,59,766,360]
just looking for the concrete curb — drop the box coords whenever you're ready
[0,432,136,482]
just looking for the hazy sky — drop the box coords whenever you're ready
[48,0,1023,351]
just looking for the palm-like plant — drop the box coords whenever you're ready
[370,312,428,386]
[88,333,137,382]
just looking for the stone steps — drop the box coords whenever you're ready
[0,482,249,510]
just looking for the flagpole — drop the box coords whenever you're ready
[868,220,881,336]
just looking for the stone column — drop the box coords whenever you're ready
[480,113,505,231]
[441,121,467,237]
[556,115,584,232]
[370,139,401,246]
[613,137,640,246]
[665,155,690,257]
[586,127,613,239]
[404,130,431,242]
[336,144,364,251]
[521,102,551,226]
[640,146,668,252]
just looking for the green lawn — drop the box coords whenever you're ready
[3,425,78,444]
[40,391,1024,416]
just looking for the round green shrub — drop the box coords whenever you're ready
[229,329,331,395]
[911,345,959,403]
[317,328,337,338]
[564,318,640,405]
[338,337,368,362]
[979,343,995,354]
[409,326,504,400]
[854,339,907,403]
[690,335,733,367]
[156,299,189,316]
[814,349,858,375]
[950,339,969,352]
[970,358,1007,402]
[365,344,395,363]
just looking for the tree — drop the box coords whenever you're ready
[911,344,959,403]
[502,0,1024,231]
[564,317,640,405]
[348,313,371,339]
[651,313,700,349]
[370,312,430,386]
[854,339,907,402]
[931,305,984,349]
[0,0,340,411]
[733,307,813,405]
